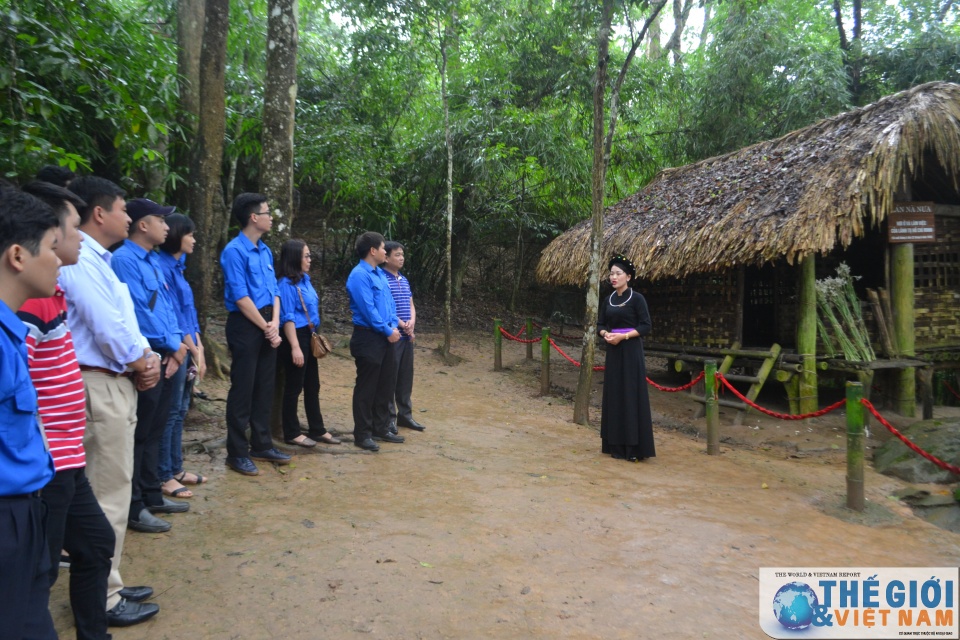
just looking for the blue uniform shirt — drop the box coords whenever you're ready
[111,240,183,353]
[0,300,55,496]
[158,251,201,342]
[346,261,398,337]
[220,233,278,312]
[279,274,320,329]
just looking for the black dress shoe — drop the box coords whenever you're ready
[147,496,189,514]
[398,418,426,431]
[107,598,160,627]
[128,509,171,533]
[118,586,153,602]
[354,438,380,451]
[373,432,405,443]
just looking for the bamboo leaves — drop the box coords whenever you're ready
[816,262,876,362]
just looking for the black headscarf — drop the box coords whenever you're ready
[608,254,636,280]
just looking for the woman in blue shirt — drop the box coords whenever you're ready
[157,214,208,498]
[278,239,340,447]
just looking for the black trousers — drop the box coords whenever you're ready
[42,467,114,640]
[350,327,397,442]
[389,338,415,427]
[225,311,277,458]
[131,360,176,518]
[0,493,57,640]
[279,326,327,442]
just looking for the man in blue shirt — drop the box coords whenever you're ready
[220,193,291,475]
[111,198,191,533]
[346,232,403,452]
[0,185,60,639]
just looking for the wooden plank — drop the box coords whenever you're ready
[866,288,897,358]
[735,343,782,425]
[693,342,740,419]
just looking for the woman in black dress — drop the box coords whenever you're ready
[597,255,655,462]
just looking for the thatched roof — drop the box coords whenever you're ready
[537,81,960,285]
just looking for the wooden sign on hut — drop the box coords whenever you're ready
[537,82,960,418]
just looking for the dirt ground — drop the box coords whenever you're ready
[51,329,960,640]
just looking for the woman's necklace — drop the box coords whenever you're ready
[609,288,633,308]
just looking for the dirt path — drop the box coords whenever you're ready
[51,331,960,639]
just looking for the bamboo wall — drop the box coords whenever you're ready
[640,272,740,347]
[914,215,960,350]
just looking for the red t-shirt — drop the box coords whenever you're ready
[17,287,87,471]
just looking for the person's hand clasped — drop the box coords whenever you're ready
[388,328,401,343]
[602,331,627,345]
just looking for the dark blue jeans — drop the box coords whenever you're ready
[159,355,191,482]
[42,466,115,640]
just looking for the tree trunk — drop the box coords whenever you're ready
[574,0,667,424]
[441,31,454,360]
[174,0,204,209]
[665,0,694,65]
[573,0,614,425]
[261,0,298,249]
[185,0,229,346]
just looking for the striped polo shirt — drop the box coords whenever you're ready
[17,287,87,471]
[385,270,412,340]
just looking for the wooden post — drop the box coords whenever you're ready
[797,255,819,415]
[494,319,502,371]
[777,370,800,415]
[918,367,934,420]
[891,243,916,416]
[705,360,719,455]
[845,381,865,512]
[526,317,533,360]
[540,327,550,396]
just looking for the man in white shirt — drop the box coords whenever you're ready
[59,176,162,628]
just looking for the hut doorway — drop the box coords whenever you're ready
[742,265,780,347]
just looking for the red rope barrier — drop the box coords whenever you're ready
[548,338,605,371]
[861,399,960,476]
[498,326,540,344]
[715,373,846,420]
[648,370,705,392]
[944,380,960,402]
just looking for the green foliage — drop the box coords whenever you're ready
[0,0,180,189]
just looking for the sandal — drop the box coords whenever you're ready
[162,479,194,499]
[285,435,317,448]
[317,433,341,445]
[174,471,207,485]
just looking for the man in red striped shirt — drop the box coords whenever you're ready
[17,181,124,639]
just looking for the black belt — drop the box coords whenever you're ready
[353,325,375,332]
[0,490,42,500]
[258,305,273,321]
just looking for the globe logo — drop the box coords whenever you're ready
[772,581,820,630]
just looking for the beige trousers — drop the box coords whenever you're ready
[81,371,137,610]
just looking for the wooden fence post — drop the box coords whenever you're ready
[846,381,865,512]
[705,360,719,455]
[540,327,550,396]
[494,319,502,372]
[526,317,534,360]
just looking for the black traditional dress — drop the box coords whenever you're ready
[598,288,655,460]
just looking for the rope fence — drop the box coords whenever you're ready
[944,380,960,402]
[861,398,960,476]
[494,320,959,508]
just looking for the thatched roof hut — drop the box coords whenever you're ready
[536,81,960,285]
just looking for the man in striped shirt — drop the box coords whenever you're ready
[383,241,426,433]
[17,181,117,639]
